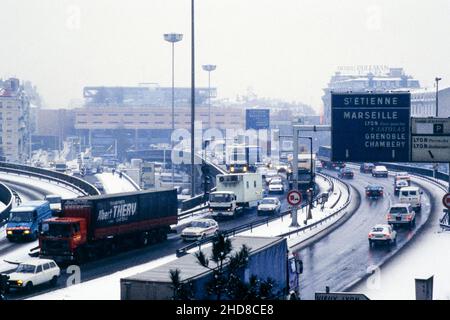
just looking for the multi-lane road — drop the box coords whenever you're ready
[295,168,433,299]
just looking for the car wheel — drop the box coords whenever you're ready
[369,240,373,247]
[50,276,58,287]
[25,282,33,292]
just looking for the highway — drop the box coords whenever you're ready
[294,167,433,299]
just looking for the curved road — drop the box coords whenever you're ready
[295,168,432,299]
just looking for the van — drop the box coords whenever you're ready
[6,201,53,242]
[398,186,422,212]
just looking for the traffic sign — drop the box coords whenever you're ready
[331,92,410,162]
[443,193,450,210]
[287,190,302,206]
[246,109,270,130]
[315,292,370,300]
[411,118,450,162]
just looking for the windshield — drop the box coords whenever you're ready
[390,207,407,214]
[191,221,209,228]
[210,194,232,203]
[10,211,34,223]
[43,223,73,237]
[261,199,277,205]
[16,264,36,273]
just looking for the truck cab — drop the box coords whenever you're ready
[39,217,87,263]
[209,191,242,218]
[6,201,52,242]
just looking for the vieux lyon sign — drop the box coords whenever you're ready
[331,92,410,162]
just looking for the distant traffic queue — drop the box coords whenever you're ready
[317,146,346,170]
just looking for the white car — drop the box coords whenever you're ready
[387,203,416,228]
[268,180,284,193]
[257,197,281,215]
[394,179,409,196]
[7,259,60,291]
[265,170,279,184]
[181,219,219,241]
[368,224,397,247]
[372,165,388,177]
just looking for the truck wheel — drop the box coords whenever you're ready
[75,248,86,264]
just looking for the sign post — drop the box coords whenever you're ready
[287,190,302,227]
[411,118,450,162]
[331,93,411,162]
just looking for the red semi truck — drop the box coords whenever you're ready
[38,189,178,263]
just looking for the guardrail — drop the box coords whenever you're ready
[176,173,334,257]
[0,182,13,226]
[0,162,100,196]
[116,170,141,191]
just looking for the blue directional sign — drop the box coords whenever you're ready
[246,109,270,130]
[331,93,411,162]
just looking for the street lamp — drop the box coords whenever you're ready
[435,77,442,117]
[164,32,183,187]
[202,64,217,128]
[190,0,196,197]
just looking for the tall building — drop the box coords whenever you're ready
[0,78,30,162]
[322,67,421,124]
[410,87,450,117]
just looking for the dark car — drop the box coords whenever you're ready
[360,163,375,173]
[338,168,354,179]
[365,185,384,199]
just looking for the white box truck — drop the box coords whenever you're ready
[209,173,263,218]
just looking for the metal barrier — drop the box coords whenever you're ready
[176,173,334,257]
[0,162,100,196]
[116,170,141,191]
[0,182,14,226]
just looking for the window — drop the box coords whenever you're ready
[246,181,249,188]
[36,265,43,273]
[254,181,257,188]
[43,263,50,271]
[49,262,57,268]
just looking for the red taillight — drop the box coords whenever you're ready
[406,214,413,221]
[368,233,373,238]
[387,214,393,220]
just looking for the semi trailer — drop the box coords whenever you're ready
[38,189,177,263]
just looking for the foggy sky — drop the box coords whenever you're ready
[1,0,449,112]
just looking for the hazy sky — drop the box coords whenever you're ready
[1,0,449,112]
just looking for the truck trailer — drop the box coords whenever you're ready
[209,173,263,218]
[38,189,177,263]
[120,236,299,300]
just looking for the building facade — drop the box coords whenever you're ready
[0,78,30,162]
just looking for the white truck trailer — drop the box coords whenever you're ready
[209,173,263,218]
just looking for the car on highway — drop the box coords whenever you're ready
[398,186,422,212]
[372,165,389,178]
[265,169,279,184]
[268,179,284,193]
[6,259,60,292]
[181,219,219,241]
[315,160,323,173]
[368,224,397,247]
[394,171,411,184]
[257,197,281,215]
[360,163,375,173]
[365,185,384,199]
[338,167,354,179]
[394,179,409,196]
[387,203,416,228]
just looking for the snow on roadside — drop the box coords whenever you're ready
[95,173,137,194]
[29,254,177,300]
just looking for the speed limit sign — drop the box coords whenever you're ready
[287,190,302,206]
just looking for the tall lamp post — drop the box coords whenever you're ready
[164,32,183,187]
[202,64,216,128]
[435,77,441,117]
[190,0,196,197]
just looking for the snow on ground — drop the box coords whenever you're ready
[353,180,449,300]
[0,241,39,273]
[29,254,177,300]
[95,172,137,194]
[0,172,82,199]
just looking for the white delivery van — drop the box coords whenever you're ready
[209,173,263,218]
[398,186,422,212]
